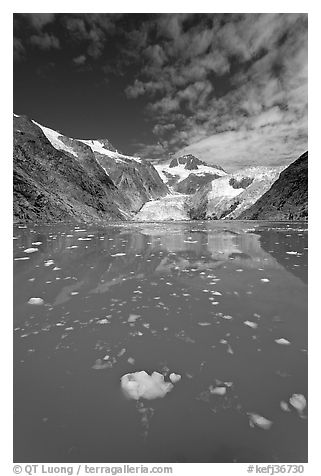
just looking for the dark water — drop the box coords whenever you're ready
[13,221,308,463]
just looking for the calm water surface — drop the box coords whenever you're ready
[13,221,308,463]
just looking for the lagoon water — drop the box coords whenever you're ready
[13,221,308,463]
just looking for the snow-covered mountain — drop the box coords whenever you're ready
[155,154,227,194]
[189,166,285,220]
[13,114,168,223]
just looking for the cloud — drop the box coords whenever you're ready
[13,37,25,61]
[30,33,60,50]
[27,13,56,30]
[73,54,86,65]
[123,13,307,168]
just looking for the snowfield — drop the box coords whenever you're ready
[155,161,226,185]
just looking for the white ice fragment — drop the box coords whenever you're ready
[169,373,181,384]
[111,253,126,257]
[222,315,233,320]
[280,401,291,412]
[244,320,258,329]
[121,371,174,400]
[97,319,109,324]
[44,260,54,267]
[260,278,270,282]
[275,338,291,345]
[248,413,273,430]
[210,386,226,395]
[14,257,30,261]
[53,267,61,271]
[128,314,140,323]
[127,357,135,365]
[289,393,306,413]
[28,297,44,305]
[286,251,298,255]
[198,322,211,326]
[24,248,38,254]
[32,242,42,245]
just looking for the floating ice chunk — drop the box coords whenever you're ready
[111,253,126,257]
[97,319,109,324]
[28,297,44,305]
[128,314,140,323]
[121,371,174,400]
[210,386,226,396]
[286,251,298,255]
[212,291,222,296]
[128,357,135,365]
[44,260,54,267]
[169,373,181,384]
[32,242,42,245]
[53,267,61,271]
[260,278,270,282]
[92,358,112,370]
[198,322,211,326]
[248,413,273,430]
[14,257,30,261]
[280,401,291,412]
[289,394,306,413]
[244,320,258,329]
[24,248,38,253]
[275,338,291,345]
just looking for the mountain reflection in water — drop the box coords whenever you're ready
[13,221,308,463]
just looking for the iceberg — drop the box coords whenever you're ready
[121,370,181,400]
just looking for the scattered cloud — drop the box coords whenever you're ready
[73,54,87,65]
[30,33,60,50]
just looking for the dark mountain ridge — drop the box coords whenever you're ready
[239,151,308,220]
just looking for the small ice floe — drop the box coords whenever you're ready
[212,291,222,296]
[92,358,112,370]
[14,257,30,261]
[78,237,92,241]
[128,314,140,323]
[210,386,227,396]
[289,393,307,416]
[248,413,273,430]
[286,251,298,255]
[244,320,258,329]
[28,297,44,305]
[236,269,243,272]
[70,292,79,296]
[280,401,291,412]
[97,319,109,324]
[32,242,42,245]
[44,260,54,267]
[128,357,135,365]
[24,248,38,254]
[260,278,270,283]
[117,348,126,357]
[275,338,291,345]
[169,373,181,384]
[53,267,61,271]
[121,370,180,400]
[198,322,211,326]
[222,315,233,320]
[111,253,126,257]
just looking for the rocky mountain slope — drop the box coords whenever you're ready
[155,154,226,194]
[13,114,168,223]
[239,151,308,220]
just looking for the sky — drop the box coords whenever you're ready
[13,13,308,171]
